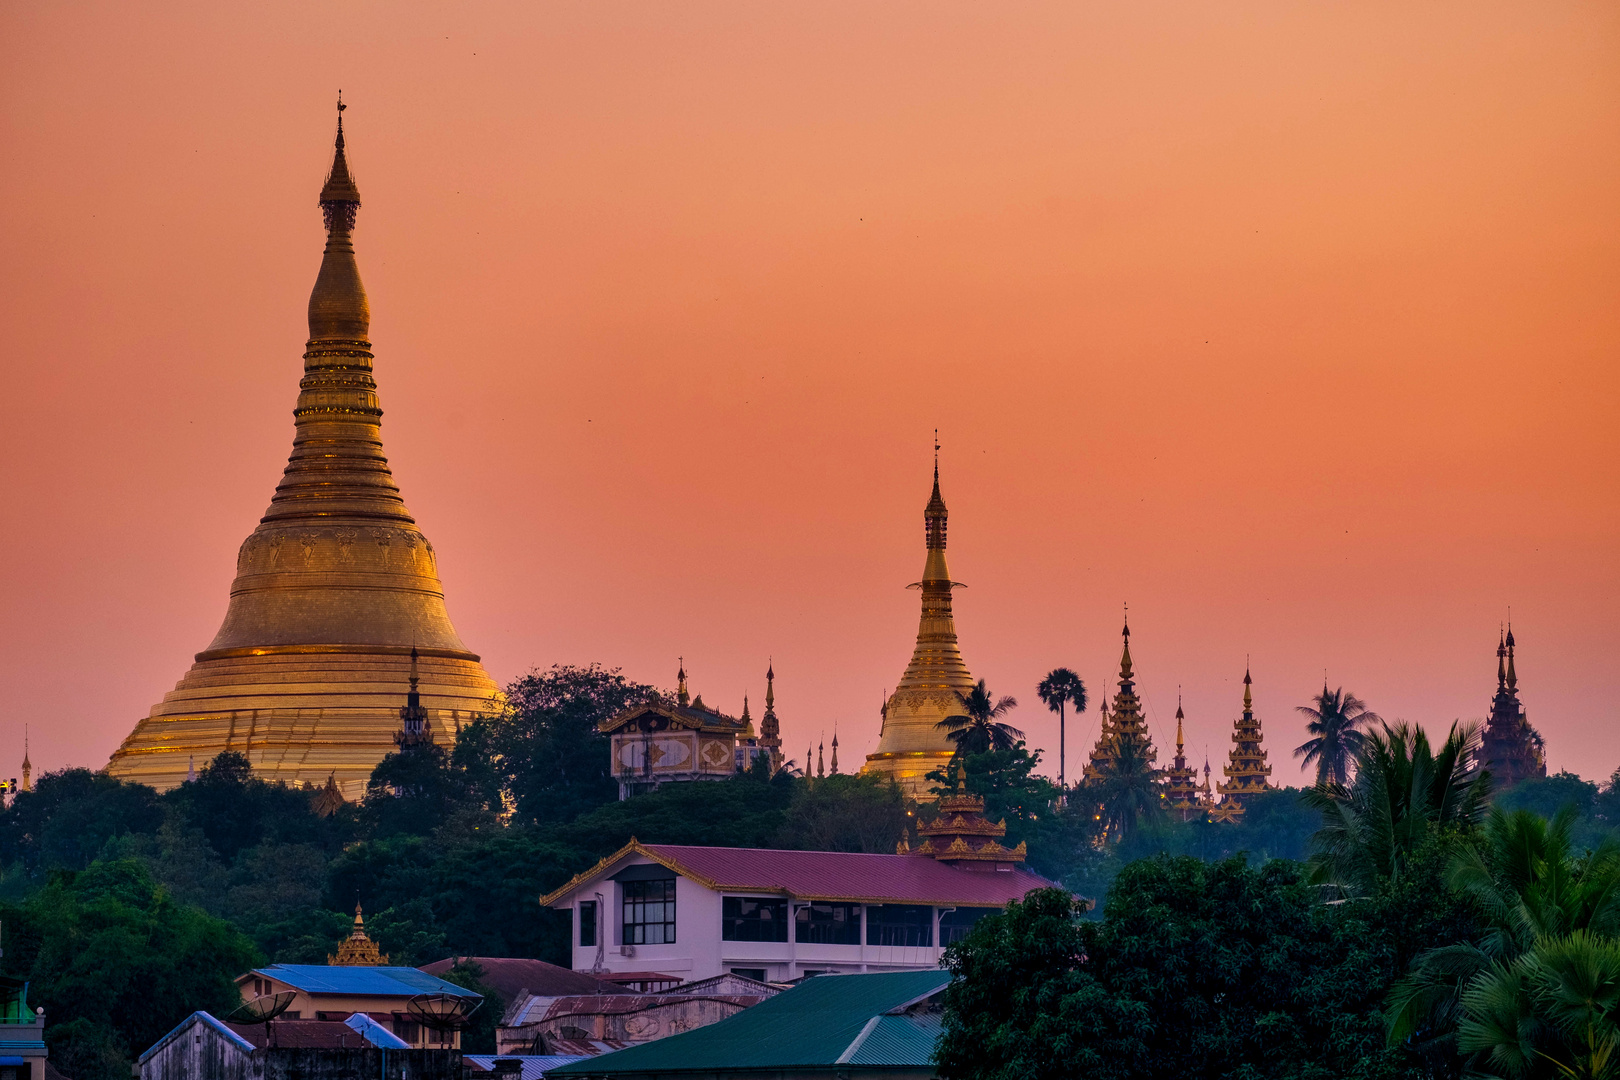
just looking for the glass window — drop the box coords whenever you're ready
[939,907,999,945]
[722,897,789,942]
[623,879,676,945]
[729,967,768,981]
[865,904,933,947]
[796,902,862,945]
[579,900,597,947]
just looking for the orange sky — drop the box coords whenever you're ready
[2,1,1617,785]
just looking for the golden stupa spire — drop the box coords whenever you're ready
[106,100,499,792]
[860,435,977,799]
[677,658,689,707]
[1175,696,1185,753]
[830,725,839,774]
[329,902,389,966]
[20,726,30,793]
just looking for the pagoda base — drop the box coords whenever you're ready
[861,750,957,801]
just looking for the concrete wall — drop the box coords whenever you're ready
[141,1015,461,1080]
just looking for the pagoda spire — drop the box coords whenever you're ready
[20,727,30,793]
[1165,694,1200,820]
[677,658,689,707]
[758,661,781,770]
[1481,621,1544,789]
[860,437,978,799]
[830,726,839,775]
[1505,622,1518,690]
[1215,663,1274,818]
[1084,615,1156,783]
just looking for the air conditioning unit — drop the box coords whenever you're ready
[619,944,636,957]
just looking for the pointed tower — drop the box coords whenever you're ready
[758,662,782,771]
[1164,697,1200,820]
[1480,623,1546,789]
[107,103,500,793]
[329,903,389,966]
[817,737,825,779]
[1084,618,1157,782]
[20,728,31,794]
[861,442,978,798]
[1215,667,1274,818]
[676,659,690,708]
[830,727,840,775]
[395,646,432,750]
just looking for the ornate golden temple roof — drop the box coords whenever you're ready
[106,102,500,794]
[329,904,389,966]
[1215,666,1275,818]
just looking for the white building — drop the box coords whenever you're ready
[539,835,1056,985]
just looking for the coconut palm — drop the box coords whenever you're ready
[937,680,1023,758]
[1294,685,1382,786]
[1387,805,1620,1070]
[1305,719,1489,893]
[1036,668,1087,792]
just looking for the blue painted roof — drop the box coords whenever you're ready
[254,965,479,999]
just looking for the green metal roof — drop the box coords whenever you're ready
[548,970,949,1077]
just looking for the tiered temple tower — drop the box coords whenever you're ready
[1479,625,1546,789]
[1083,620,1158,782]
[1164,699,1201,820]
[106,105,501,794]
[900,771,1027,867]
[1215,668,1274,820]
[861,449,977,799]
[758,663,783,772]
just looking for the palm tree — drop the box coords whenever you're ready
[1096,736,1161,840]
[1387,805,1620,1070]
[1036,668,1087,792]
[937,680,1023,758]
[1294,685,1381,786]
[1305,719,1489,893]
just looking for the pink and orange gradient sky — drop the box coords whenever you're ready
[2,1,1617,784]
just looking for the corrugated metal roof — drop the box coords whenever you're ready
[641,844,1054,905]
[546,970,949,1076]
[465,1055,589,1079]
[843,1013,943,1066]
[254,965,479,999]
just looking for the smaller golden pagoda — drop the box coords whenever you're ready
[758,663,783,772]
[1083,618,1158,782]
[1164,698,1201,820]
[1214,667,1274,821]
[900,771,1027,867]
[329,904,389,966]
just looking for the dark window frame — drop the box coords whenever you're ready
[579,900,598,947]
[722,896,790,942]
[939,906,1000,945]
[622,878,677,945]
[865,903,934,947]
[796,901,863,945]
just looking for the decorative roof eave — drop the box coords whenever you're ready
[598,703,745,736]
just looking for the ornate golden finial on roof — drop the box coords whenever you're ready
[817,736,825,778]
[329,903,389,966]
[676,658,689,707]
[20,726,30,794]
[1505,621,1518,690]
[1118,607,1133,681]
[311,771,346,817]
[830,726,839,775]
[1175,694,1185,753]
[1243,663,1253,712]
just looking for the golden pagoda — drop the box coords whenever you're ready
[899,770,1027,867]
[329,904,389,966]
[1164,698,1201,820]
[861,446,978,799]
[106,103,501,795]
[1083,619,1158,782]
[1214,667,1274,821]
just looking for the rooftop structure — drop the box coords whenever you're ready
[1215,667,1274,819]
[106,101,500,794]
[1479,625,1546,790]
[329,904,388,966]
[465,1055,588,1080]
[1083,618,1159,783]
[901,773,1027,868]
[496,987,770,1057]
[417,958,624,1003]
[862,445,979,799]
[1164,699,1201,821]
[139,1011,457,1080]
[235,963,479,1049]
[548,969,951,1080]
[600,663,776,800]
[541,841,1054,985]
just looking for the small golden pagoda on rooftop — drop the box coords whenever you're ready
[1164,698,1201,820]
[899,769,1027,868]
[862,445,978,799]
[106,101,500,794]
[329,904,389,966]
[1214,667,1274,821]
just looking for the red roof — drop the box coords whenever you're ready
[418,957,624,1001]
[544,842,1056,907]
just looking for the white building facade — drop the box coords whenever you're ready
[540,841,1056,985]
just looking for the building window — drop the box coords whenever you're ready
[623,879,676,945]
[729,967,768,981]
[579,900,597,947]
[796,902,862,945]
[395,1020,421,1045]
[722,897,789,942]
[940,907,1000,945]
[866,904,933,947]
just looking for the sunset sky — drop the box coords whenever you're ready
[2,1,1617,784]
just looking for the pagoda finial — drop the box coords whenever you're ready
[830,725,840,774]
[310,96,367,342]
[817,736,825,779]
[1175,693,1185,752]
[677,658,689,707]
[765,660,774,708]
[1243,662,1253,713]
[1505,621,1518,690]
[924,433,948,550]
[1497,626,1507,688]
[1118,609,1134,681]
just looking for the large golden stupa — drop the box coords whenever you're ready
[106,106,500,795]
[861,453,977,799]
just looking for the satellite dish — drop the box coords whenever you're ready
[407,992,481,1031]
[230,992,296,1025]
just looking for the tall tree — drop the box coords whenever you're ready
[1306,720,1490,894]
[1036,668,1087,793]
[937,680,1023,758]
[1093,735,1162,841]
[1294,685,1382,787]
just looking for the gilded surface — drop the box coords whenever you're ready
[106,114,500,795]
[861,463,976,799]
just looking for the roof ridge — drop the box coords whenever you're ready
[834,1015,885,1065]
